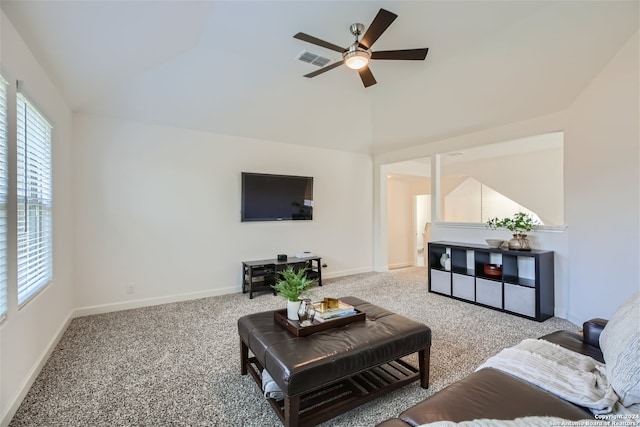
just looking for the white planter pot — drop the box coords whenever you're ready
[287,300,301,321]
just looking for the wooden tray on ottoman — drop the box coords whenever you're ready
[274,308,365,337]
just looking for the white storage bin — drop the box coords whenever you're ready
[504,283,536,317]
[452,274,475,301]
[476,278,502,308]
[430,269,451,295]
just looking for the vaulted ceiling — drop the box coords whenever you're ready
[1,1,638,155]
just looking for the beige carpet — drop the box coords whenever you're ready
[10,268,577,426]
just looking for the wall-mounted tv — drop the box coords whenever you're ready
[241,172,313,222]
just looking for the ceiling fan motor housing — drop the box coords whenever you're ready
[350,23,365,37]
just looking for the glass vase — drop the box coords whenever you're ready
[297,298,316,326]
[508,234,531,251]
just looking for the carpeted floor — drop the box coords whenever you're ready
[10,268,577,426]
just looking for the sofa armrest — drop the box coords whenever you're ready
[583,318,608,348]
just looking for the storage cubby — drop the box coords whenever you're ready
[428,245,448,270]
[427,241,554,321]
[502,255,536,287]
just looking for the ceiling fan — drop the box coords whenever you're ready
[293,8,428,88]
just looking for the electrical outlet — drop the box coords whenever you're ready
[126,284,134,294]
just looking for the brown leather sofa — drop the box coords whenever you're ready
[376,318,608,427]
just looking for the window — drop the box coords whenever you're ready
[17,92,52,305]
[0,75,8,319]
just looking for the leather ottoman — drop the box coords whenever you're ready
[238,296,432,427]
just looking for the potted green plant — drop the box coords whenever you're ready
[486,212,538,250]
[272,266,315,320]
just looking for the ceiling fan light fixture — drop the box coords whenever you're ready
[344,50,370,70]
[295,8,427,87]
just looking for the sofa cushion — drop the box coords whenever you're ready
[394,368,592,425]
[415,416,590,427]
[375,328,604,427]
[599,291,640,407]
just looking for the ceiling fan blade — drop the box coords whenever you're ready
[358,66,377,88]
[303,61,344,78]
[294,32,345,53]
[359,8,398,49]
[372,48,429,61]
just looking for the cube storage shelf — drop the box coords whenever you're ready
[428,241,554,321]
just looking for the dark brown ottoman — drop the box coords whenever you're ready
[238,296,432,427]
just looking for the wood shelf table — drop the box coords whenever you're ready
[241,256,322,299]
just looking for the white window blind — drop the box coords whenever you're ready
[17,92,52,305]
[0,75,8,319]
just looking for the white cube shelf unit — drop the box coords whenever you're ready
[428,241,554,321]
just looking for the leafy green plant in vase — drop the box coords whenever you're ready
[272,266,315,320]
[486,212,538,251]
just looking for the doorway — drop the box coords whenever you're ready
[415,195,431,267]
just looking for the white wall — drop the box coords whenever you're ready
[386,142,563,270]
[444,178,483,222]
[0,11,75,425]
[415,194,431,262]
[387,177,412,269]
[385,141,563,271]
[73,115,373,313]
[443,178,541,224]
[375,31,639,324]
[0,8,636,426]
[564,31,640,322]
[442,147,564,225]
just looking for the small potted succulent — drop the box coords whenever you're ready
[486,212,538,250]
[272,266,315,320]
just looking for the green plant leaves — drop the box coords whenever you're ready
[272,266,315,302]
[486,212,537,234]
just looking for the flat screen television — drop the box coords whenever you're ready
[241,172,313,222]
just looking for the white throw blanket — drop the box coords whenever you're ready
[476,339,618,414]
[261,368,284,400]
[418,416,591,427]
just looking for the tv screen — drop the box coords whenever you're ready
[241,173,313,222]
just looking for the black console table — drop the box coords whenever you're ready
[241,256,322,299]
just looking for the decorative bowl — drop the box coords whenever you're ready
[485,239,504,248]
[483,264,502,277]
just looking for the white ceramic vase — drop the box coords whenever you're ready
[440,253,451,271]
[287,300,301,321]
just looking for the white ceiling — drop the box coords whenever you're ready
[1,1,638,155]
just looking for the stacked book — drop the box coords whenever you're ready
[313,298,356,322]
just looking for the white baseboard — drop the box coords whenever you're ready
[1,312,73,427]
[73,286,238,317]
[388,262,411,270]
[322,267,372,279]
[3,273,377,426]
[64,270,380,319]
